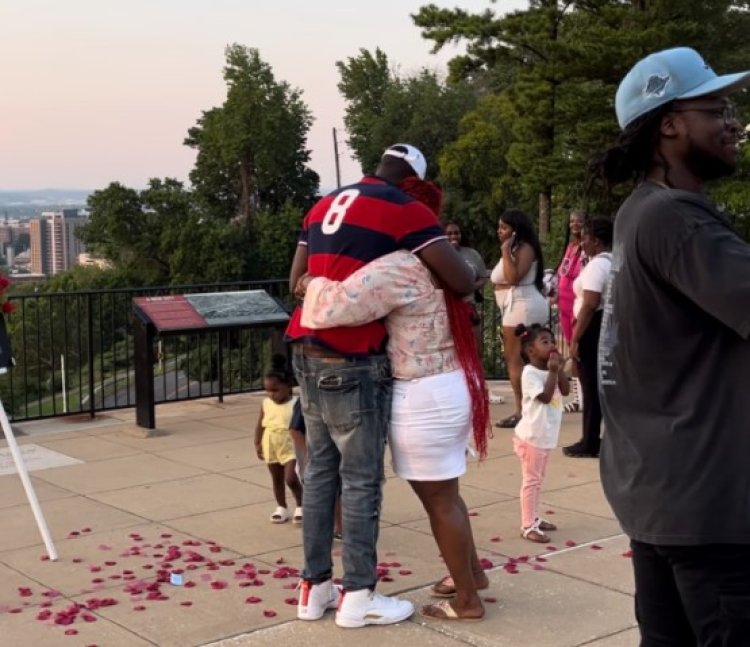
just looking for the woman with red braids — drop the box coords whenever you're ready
[297,177,490,623]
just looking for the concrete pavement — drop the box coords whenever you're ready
[0,383,637,646]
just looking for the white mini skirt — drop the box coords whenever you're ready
[389,369,471,481]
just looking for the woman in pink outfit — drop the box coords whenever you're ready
[554,211,586,412]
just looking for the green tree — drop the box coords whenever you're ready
[185,44,319,224]
[337,48,477,177]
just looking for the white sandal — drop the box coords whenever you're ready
[270,506,290,524]
[293,506,303,524]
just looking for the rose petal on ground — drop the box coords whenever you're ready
[398,570,412,576]
[68,531,80,538]
[275,558,285,565]
[81,528,92,533]
[534,556,547,562]
[210,580,228,590]
[490,536,502,543]
[590,544,603,551]
[533,565,545,571]
[565,540,577,547]
[89,566,102,573]
[9,608,23,614]
[64,629,78,636]
[483,596,497,603]
[180,601,193,607]
[380,576,394,582]
[545,510,555,515]
[82,614,97,623]
[91,578,104,584]
[622,550,633,558]
[209,546,222,553]
[160,533,172,539]
[284,597,298,606]
[263,610,277,618]
[258,569,271,575]
[546,546,558,551]
[105,561,117,567]
[468,511,479,517]
[18,587,33,597]
[479,558,494,569]
[245,596,262,604]
[72,558,83,563]
[133,605,146,611]
[36,610,53,621]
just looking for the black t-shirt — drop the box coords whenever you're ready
[599,181,750,545]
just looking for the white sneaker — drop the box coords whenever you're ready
[297,579,341,621]
[335,588,414,628]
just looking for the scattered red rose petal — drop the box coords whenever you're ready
[622,550,633,558]
[72,558,83,563]
[258,569,271,575]
[40,555,50,561]
[82,614,97,623]
[545,510,555,515]
[36,609,53,620]
[18,587,33,597]
[91,578,104,584]
[535,556,547,562]
[533,565,545,571]
[380,576,394,582]
[545,546,558,551]
[263,610,277,618]
[133,605,146,611]
[9,608,23,614]
[209,546,222,553]
[565,540,577,547]
[245,596,262,604]
[160,533,172,539]
[68,531,80,537]
[483,596,497,603]
[105,561,117,566]
[590,544,603,551]
[81,527,92,533]
[479,558,494,570]
[490,536,502,543]
[275,557,285,564]
[468,511,479,517]
[180,601,193,607]
[398,570,412,576]
[284,597,298,606]
[89,566,102,573]
[64,629,78,636]
[210,580,228,590]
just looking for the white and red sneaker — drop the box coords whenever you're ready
[335,588,414,628]
[297,578,341,621]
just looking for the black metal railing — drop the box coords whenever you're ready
[2,280,543,423]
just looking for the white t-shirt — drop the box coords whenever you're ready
[514,364,563,449]
[573,253,612,319]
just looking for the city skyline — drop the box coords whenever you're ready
[1,1,524,193]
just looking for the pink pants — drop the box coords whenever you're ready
[513,436,552,528]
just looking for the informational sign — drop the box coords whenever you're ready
[133,290,289,333]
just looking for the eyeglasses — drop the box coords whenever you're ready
[671,103,738,125]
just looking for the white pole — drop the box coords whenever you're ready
[60,354,67,414]
[0,395,58,560]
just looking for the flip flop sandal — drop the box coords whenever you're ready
[537,518,557,531]
[521,526,550,543]
[430,575,490,598]
[494,414,521,429]
[419,600,484,622]
[292,507,303,524]
[270,506,290,524]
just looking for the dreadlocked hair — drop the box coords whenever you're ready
[265,354,293,385]
[583,218,613,248]
[515,323,554,364]
[398,177,491,460]
[588,102,674,191]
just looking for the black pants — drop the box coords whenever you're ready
[577,309,602,454]
[631,540,750,646]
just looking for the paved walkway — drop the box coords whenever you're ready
[0,384,637,646]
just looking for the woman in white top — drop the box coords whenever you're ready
[490,209,549,428]
[563,219,613,458]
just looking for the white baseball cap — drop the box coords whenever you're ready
[382,144,427,179]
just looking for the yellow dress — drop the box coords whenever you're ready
[261,397,297,465]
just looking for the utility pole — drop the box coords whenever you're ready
[332,127,342,188]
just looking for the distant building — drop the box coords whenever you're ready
[29,209,88,276]
[77,253,111,269]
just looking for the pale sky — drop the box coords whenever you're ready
[1,1,525,192]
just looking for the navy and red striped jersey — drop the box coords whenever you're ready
[285,176,445,355]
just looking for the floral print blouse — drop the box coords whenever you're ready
[301,251,459,380]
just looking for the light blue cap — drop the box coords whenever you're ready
[615,47,750,129]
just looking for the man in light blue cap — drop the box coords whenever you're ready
[591,48,750,645]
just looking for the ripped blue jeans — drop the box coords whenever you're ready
[292,350,392,591]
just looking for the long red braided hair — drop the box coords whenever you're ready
[399,177,492,459]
